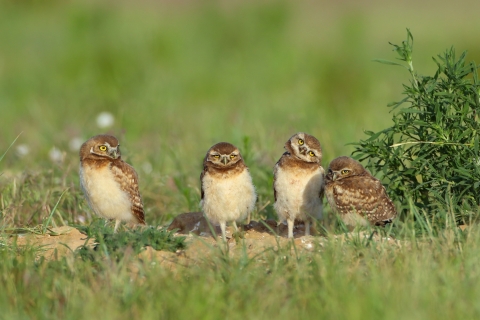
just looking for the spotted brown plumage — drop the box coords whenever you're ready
[325,156,396,226]
[79,134,145,232]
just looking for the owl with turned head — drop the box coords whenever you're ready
[273,132,325,238]
[200,142,256,241]
[79,134,145,232]
[325,156,396,227]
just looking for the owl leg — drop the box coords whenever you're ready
[114,219,121,233]
[219,221,227,242]
[305,220,310,237]
[287,218,294,239]
[232,221,238,232]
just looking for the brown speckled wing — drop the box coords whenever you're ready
[333,175,396,225]
[110,160,145,224]
[200,166,207,200]
[272,153,287,202]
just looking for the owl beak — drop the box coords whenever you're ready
[110,147,119,159]
[326,171,336,181]
[299,146,307,155]
[221,156,229,165]
[332,172,338,181]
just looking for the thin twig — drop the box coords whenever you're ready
[0,132,23,162]
[390,141,473,148]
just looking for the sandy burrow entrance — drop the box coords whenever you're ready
[7,212,402,271]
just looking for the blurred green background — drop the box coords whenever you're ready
[1,0,480,226]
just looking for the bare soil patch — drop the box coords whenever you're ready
[9,212,402,269]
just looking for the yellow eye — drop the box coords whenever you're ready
[298,139,304,145]
[230,154,236,159]
[213,155,220,159]
[341,170,350,175]
[309,151,315,157]
[99,146,107,151]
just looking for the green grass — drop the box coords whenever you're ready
[75,220,186,262]
[2,0,480,225]
[2,224,480,319]
[1,0,480,318]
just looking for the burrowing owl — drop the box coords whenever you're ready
[325,156,396,227]
[273,132,325,238]
[200,142,256,241]
[79,134,145,232]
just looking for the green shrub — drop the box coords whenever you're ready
[352,30,480,224]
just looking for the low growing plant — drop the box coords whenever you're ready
[353,29,480,224]
[76,220,186,261]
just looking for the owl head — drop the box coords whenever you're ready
[80,134,121,161]
[284,132,322,164]
[326,156,367,182]
[204,142,243,169]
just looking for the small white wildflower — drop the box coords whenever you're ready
[142,161,153,174]
[16,144,30,157]
[69,137,84,152]
[49,147,64,163]
[96,112,115,128]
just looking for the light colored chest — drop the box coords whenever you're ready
[201,169,256,223]
[202,169,255,199]
[275,165,324,196]
[79,164,131,218]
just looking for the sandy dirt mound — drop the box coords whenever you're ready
[13,226,94,259]
[8,212,402,268]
